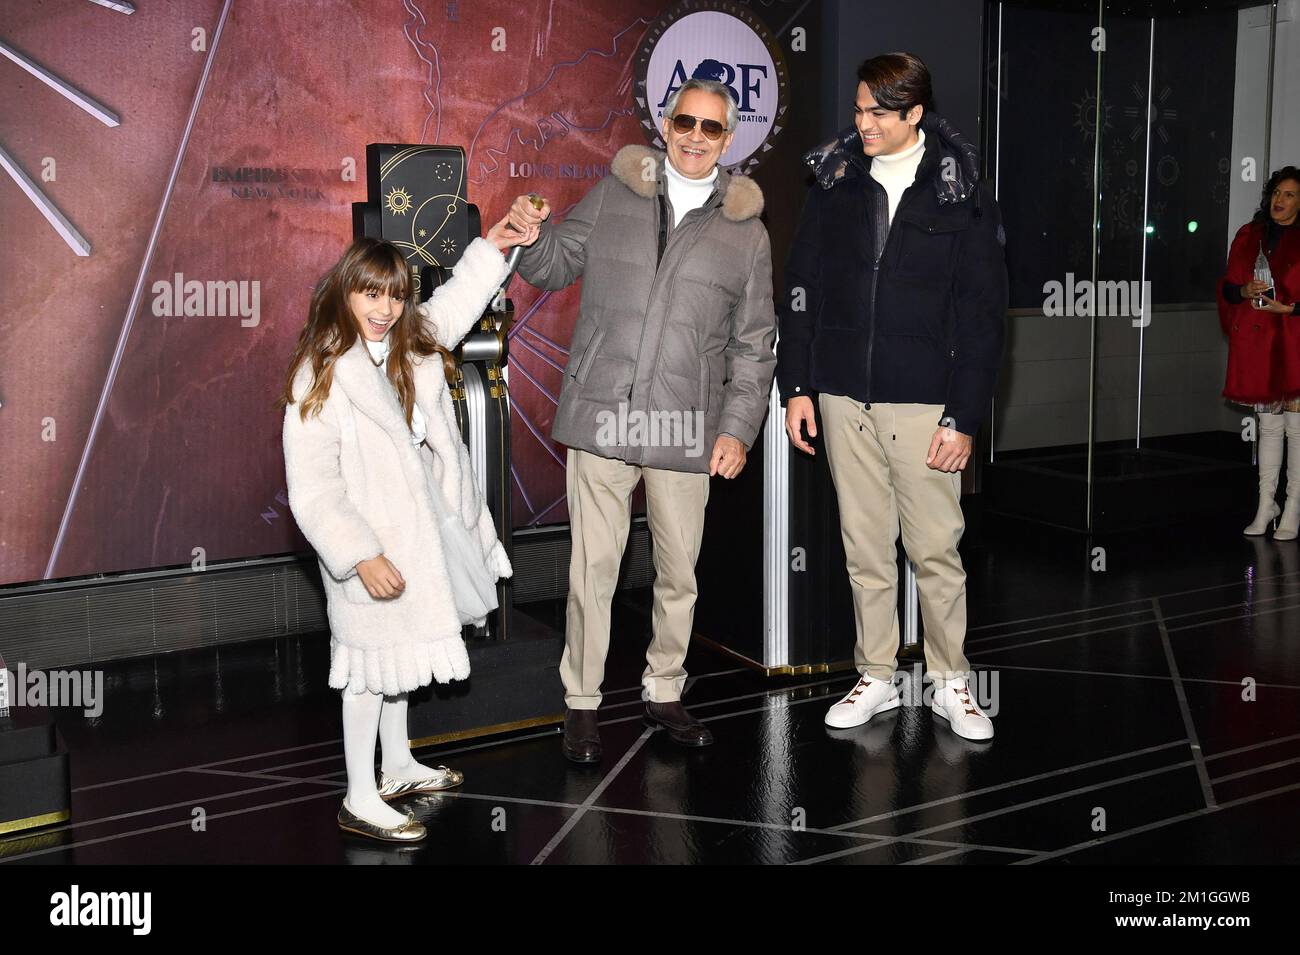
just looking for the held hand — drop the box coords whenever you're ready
[506,193,551,234]
[355,555,406,599]
[710,434,748,479]
[486,213,539,252]
[1256,294,1295,315]
[925,427,973,472]
[784,396,817,455]
[1242,280,1270,299]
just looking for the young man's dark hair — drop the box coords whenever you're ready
[856,52,933,119]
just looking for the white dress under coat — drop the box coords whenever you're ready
[283,238,513,695]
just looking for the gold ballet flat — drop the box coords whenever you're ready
[377,765,465,801]
[337,802,427,842]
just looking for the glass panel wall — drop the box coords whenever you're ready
[984,1,1282,532]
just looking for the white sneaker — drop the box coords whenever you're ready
[824,676,901,729]
[930,678,994,740]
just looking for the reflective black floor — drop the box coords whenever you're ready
[2,510,1298,865]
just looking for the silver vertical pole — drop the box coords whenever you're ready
[902,558,920,649]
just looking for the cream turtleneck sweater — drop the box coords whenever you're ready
[870,127,926,226]
[664,157,718,227]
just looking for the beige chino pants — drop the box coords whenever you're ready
[817,395,971,686]
[561,449,710,709]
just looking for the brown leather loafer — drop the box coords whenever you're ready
[562,708,602,763]
[644,700,713,747]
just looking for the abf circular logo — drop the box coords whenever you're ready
[634,1,790,174]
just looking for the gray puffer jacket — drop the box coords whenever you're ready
[518,144,776,473]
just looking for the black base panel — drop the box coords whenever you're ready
[406,609,565,742]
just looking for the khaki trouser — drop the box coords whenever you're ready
[818,395,970,686]
[561,448,710,709]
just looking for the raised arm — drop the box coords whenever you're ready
[415,237,511,349]
[515,178,608,291]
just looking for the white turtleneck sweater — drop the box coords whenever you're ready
[870,127,926,226]
[365,336,427,445]
[664,157,718,227]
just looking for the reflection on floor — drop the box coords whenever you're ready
[2,511,1298,865]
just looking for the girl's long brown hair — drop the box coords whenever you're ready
[279,236,456,422]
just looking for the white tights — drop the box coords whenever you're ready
[341,691,442,826]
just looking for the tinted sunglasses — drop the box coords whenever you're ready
[669,113,727,141]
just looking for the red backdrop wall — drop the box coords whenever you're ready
[0,0,820,586]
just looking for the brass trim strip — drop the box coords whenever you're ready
[693,634,854,679]
[0,808,69,836]
[408,713,563,749]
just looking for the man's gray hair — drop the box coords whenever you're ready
[664,79,738,132]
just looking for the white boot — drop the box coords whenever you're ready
[1274,412,1300,541]
[1245,413,1284,536]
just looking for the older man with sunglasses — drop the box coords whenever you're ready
[507,78,776,762]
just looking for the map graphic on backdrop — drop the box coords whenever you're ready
[0,0,809,587]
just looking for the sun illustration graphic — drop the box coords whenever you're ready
[385,186,413,216]
[441,237,457,256]
[1072,90,1112,142]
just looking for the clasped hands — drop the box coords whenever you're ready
[486,193,552,253]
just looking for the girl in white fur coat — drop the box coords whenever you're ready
[281,218,536,842]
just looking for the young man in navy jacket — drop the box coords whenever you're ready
[777,52,1008,740]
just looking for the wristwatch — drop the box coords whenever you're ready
[938,416,958,431]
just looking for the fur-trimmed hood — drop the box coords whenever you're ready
[802,111,982,208]
[610,143,764,222]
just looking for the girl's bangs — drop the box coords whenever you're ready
[345,244,412,299]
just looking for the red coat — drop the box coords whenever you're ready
[1218,220,1300,404]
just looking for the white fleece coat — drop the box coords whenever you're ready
[283,238,513,695]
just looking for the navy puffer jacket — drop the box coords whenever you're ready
[776,112,1008,436]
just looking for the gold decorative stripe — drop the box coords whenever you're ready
[692,633,787,676]
[692,634,854,677]
[408,713,564,749]
[379,146,437,180]
[0,808,70,835]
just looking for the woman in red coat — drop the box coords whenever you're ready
[1218,166,1300,539]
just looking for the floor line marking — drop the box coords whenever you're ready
[261,675,859,777]
[11,734,1292,864]
[966,568,1300,633]
[1015,780,1300,864]
[530,727,654,865]
[968,661,1300,691]
[1152,597,1216,808]
[968,598,1300,656]
[796,758,1203,864]
[904,847,969,864]
[1209,754,1300,785]
[967,583,1300,646]
[0,788,343,863]
[827,739,1190,831]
